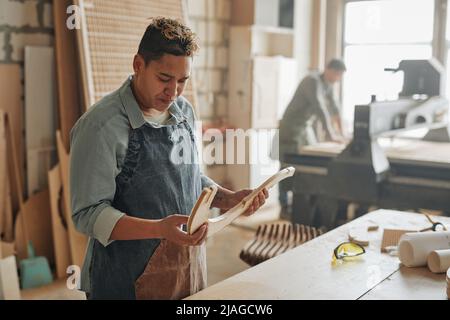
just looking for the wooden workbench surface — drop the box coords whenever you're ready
[299,139,450,167]
[186,210,450,300]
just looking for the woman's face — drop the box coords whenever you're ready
[133,53,192,112]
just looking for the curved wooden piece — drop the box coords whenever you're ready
[188,167,295,236]
[186,185,218,236]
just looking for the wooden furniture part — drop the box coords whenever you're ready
[186,210,450,300]
[56,131,87,269]
[240,222,322,266]
[74,0,198,114]
[24,46,58,196]
[188,167,295,237]
[0,65,24,214]
[239,224,266,264]
[48,164,72,279]
[53,0,83,150]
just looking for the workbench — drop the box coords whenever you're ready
[186,210,450,300]
[284,139,450,229]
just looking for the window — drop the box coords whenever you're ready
[447,1,450,97]
[342,0,435,129]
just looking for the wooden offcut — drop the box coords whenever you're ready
[48,165,71,279]
[53,0,83,150]
[0,65,24,214]
[0,110,9,241]
[0,111,14,245]
[381,229,417,253]
[74,0,198,113]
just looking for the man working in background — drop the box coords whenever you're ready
[276,59,347,227]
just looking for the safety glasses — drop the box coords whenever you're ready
[332,242,366,262]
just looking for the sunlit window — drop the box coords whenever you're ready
[342,0,434,130]
[447,1,450,97]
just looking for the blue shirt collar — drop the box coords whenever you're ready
[119,75,186,129]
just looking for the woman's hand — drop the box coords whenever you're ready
[212,188,269,216]
[158,214,208,246]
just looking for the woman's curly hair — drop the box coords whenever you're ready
[138,17,199,64]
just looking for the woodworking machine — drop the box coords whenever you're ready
[284,59,450,227]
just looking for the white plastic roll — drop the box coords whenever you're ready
[427,249,450,273]
[398,231,450,267]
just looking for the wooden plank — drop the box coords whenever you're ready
[48,164,72,279]
[53,0,83,150]
[24,46,58,196]
[0,111,14,242]
[75,0,199,114]
[56,131,87,269]
[0,182,14,243]
[0,65,24,214]
[14,189,55,266]
[0,241,15,260]
[186,210,450,300]
[0,110,7,240]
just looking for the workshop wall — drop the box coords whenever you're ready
[0,0,54,63]
[0,0,230,122]
[188,0,231,124]
[0,0,231,185]
[188,0,231,185]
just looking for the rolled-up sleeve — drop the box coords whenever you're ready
[70,120,125,247]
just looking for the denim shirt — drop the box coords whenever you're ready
[69,76,215,292]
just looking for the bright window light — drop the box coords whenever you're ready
[345,0,434,44]
[342,0,435,130]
